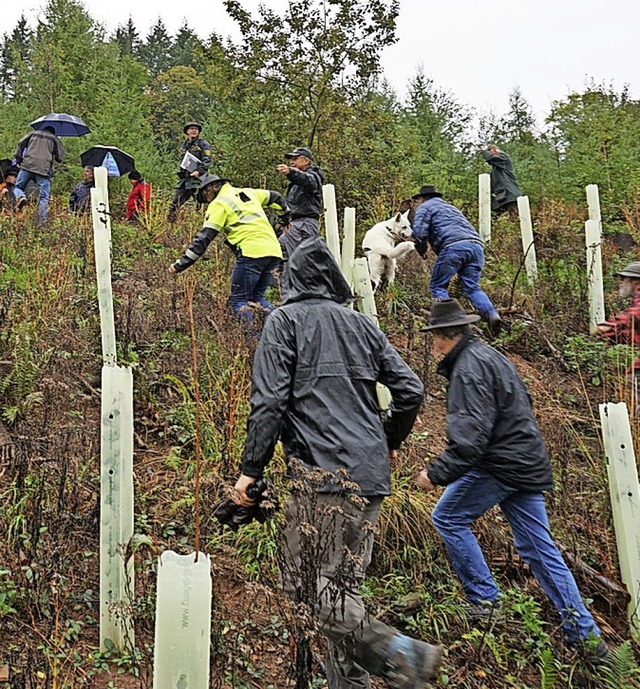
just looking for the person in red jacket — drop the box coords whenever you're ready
[595,261,640,400]
[125,170,151,223]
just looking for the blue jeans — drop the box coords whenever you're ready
[230,255,281,319]
[430,241,497,320]
[15,169,51,221]
[431,469,601,643]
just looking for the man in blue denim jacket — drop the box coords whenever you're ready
[411,185,502,335]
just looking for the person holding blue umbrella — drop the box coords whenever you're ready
[14,125,65,222]
[29,113,90,137]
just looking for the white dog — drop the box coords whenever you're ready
[362,211,415,290]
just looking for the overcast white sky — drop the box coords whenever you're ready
[2,0,637,124]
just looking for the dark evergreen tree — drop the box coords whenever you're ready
[114,17,140,59]
[139,19,173,77]
[0,15,34,100]
[169,22,201,69]
[495,87,538,145]
[403,69,474,198]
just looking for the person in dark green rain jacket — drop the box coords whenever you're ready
[482,145,522,214]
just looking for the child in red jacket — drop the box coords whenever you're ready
[125,170,151,222]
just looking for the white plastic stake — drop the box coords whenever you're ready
[322,184,341,265]
[341,207,356,285]
[585,185,605,327]
[94,166,112,243]
[517,196,538,284]
[353,258,392,411]
[478,173,491,243]
[153,551,212,689]
[100,364,135,651]
[585,218,605,328]
[599,402,640,641]
[586,184,602,228]
[91,186,117,366]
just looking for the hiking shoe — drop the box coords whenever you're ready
[384,634,442,689]
[463,600,504,624]
[576,638,612,666]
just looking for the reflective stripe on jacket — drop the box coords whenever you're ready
[203,184,285,258]
[173,183,288,272]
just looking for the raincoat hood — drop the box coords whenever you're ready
[282,237,353,305]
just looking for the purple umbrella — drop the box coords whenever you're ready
[30,113,90,137]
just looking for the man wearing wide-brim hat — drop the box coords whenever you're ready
[276,146,324,260]
[167,122,212,222]
[411,184,502,336]
[594,260,640,399]
[416,298,610,664]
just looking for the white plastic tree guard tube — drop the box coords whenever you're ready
[341,207,356,285]
[94,166,112,243]
[323,184,341,265]
[599,402,640,641]
[100,364,135,651]
[478,173,491,243]
[153,551,212,689]
[586,184,602,228]
[353,258,392,412]
[91,185,116,367]
[517,196,538,285]
[585,218,605,329]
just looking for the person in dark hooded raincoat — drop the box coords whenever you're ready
[481,145,522,214]
[233,237,442,688]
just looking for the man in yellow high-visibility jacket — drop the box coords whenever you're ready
[169,174,290,319]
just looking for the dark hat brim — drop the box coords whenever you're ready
[614,270,640,279]
[420,313,481,332]
[184,123,202,134]
[412,191,443,200]
[285,153,313,160]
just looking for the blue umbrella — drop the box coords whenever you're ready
[30,113,90,137]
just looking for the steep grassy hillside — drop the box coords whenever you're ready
[0,199,638,688]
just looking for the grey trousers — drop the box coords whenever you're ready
[280,493,398,689]
[279,217,319,260]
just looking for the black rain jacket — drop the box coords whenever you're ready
[427,332,553,492]
[240,238,424,495]
[284,164,324,220]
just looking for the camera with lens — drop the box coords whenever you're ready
[213,477,276,532]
